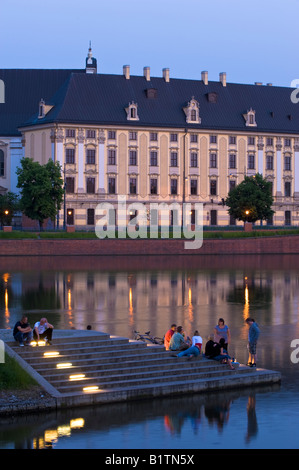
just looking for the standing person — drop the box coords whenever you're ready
[164,324,176,350]
[33,317,54,345]
[13,315,33,346]
[245,317,260,367]
[214,318,231,352]
[176,330,203,359]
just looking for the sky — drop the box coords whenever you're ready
[1,0,299,87]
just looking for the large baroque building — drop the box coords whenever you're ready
[2,47,299,228]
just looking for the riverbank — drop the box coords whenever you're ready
[1,233,299,256]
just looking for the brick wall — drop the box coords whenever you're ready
[1,235,299,257]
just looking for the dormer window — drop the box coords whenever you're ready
[183,97,201,124]
[38,99,45,119]
[126,101,139,121]
[38,98,53,119]
[244,108,257,127]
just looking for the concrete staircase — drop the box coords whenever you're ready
[6,330,281,408]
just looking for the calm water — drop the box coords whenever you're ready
[0,254,299,450]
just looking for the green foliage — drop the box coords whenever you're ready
[225,173,274,223]
[16,157,64,230]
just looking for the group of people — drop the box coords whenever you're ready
[13,315,54,346]
[164,317,260,368]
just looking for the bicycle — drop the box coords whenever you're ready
[133,330,164,345]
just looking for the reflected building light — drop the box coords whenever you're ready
[44,429,58,442]
[129,287,133,316]
[57,425,71,437]
[4,288,10,324]
[243,278,250,319]
[70,418,85,429]
[68,288,72,310]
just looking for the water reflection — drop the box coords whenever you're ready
[0,385,280,449]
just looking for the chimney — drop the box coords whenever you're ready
[123,65,130,79]
[255,82,263,86]
[267,83,273,86]
[163,68,170,82]
[144,66,150,81]
[201,71,208,85]
[219,72,227,87]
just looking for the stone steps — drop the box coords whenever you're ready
[5,330,281,408]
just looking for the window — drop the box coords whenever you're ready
[210,179,217,196]
[248,137,255,146]
[170,152,178,167]
[129,150,137,166]
[66,129,75,138]
[229,136,236,145]
[285,210,291,226]
[229,180,236,192]
[108,177,116,194]
[284,156,291,171]
[190,134,198,143]
[65,177,75,194]
[86,149,95,164]
[245,109,257,127]
[0,149,4,176]
[129,177,137,194]
[190,109,197,121]
[210,210,217,226]
[229,154,236,169]
[86,130,96,138]
[190,152,198,167]
[171,179,178,195]
[285,181,291,197]
[87,208,95,225]
[266,137,273,146]
[65,148,75,164]
[150,132,158,141]
[285,138,291,147]
[108,130,116,139]
[86,177,95,194]
[210,153,217,168]
[108,149,116,165]
[129,132,137,140]
[150,178,158,195]
[190,179,197,195]
[210,135,217,144]
[150,151,158,166]
[248,154,255,169]
[170,133,178,142]
[266,155,274,170]
[126,102,139,121]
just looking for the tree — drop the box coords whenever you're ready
[225,173,274,224]
[16,157,64,230]
[0,192,20,226]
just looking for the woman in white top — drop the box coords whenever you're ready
[175,330,202,359]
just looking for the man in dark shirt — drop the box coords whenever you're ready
[205,336,221,358]
[13,315,33,346]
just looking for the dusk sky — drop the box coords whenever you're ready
[1,0,299,87]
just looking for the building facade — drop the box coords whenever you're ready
[4,48,299,228]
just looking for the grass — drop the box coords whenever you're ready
[0,353,37,390]
[0,228,299,240]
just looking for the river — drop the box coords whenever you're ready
[0,254,298,450]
